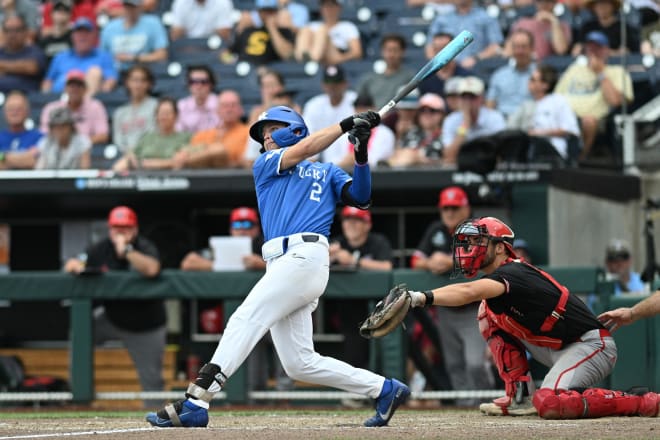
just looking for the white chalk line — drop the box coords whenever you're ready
[0,427,156,439]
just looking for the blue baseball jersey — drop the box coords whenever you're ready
[253,148,352,240]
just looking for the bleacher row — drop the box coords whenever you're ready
[3,0,659,169]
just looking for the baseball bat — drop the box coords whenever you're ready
[377,30,474,117]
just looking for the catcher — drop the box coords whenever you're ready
[361,216,659,418]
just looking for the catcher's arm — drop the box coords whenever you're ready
[359,284,435,339]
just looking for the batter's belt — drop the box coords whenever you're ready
[262,233,329,261]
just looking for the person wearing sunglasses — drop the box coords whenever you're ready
[176,64,219,134]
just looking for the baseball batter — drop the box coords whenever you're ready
[146,106,409,428]
[403,216,659,419]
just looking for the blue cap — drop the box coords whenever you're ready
[256,0,278,9]
[585,31,609,47]
[72,17,94,31]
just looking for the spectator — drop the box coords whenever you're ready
[426,0,504,69]
[41,1,96,38]
[40,70,110,145]
[443,77,463,113]
[42,17,118,95]
[558,0,594,54]
[302,64,356,164]
[168,0,235,41]
[388,93,447,167]
[356,33,414,110]
[35,106,92,169]
[555,31,633,161]
[486,29,535,119]
[411,186,492,406]
[37,0,74,64]
[335,94,395,170]
[112,63,157,154]
[387,87,421,143]
[0,14,46,93]
[509,0,571,60]
[506,64,580,163]
[572,0,640,56]
[173,90,250,169]
[230,0,295,65]
[294,0,362,65]
[0,90,42,169]
[95,0,158,18]
[99,0,168,73]
[604,239,645,296]
[238,0,310,36]
[247,69,300,125]
[112,97,191,171]
[327,206,393,406]
[512,238,532,263]
[64,205,165,408]
[0,0,39,45]
[441,76,506,164]
[419,32,472,98]
[176,64,218,133]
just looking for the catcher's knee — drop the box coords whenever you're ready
[533,388,585,419]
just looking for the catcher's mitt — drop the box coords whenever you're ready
[359,283,411,339]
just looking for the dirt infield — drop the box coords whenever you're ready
[0,409,658,440]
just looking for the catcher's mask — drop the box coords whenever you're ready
[452,217,516,278]
[249,105,309,153]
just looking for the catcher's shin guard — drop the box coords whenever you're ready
[185,363,227,403]
[533,387,660,419]
[479,301,530,400]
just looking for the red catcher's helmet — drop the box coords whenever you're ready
[452,217,516,278]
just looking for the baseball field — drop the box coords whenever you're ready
[0,408,657,440]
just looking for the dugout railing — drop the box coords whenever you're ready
[0,267,622,404]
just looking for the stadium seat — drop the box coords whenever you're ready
[541,55,574,74]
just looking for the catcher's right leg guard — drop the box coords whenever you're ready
[533,387,660,419]
[145,363,227,428]
[478,301,534,415]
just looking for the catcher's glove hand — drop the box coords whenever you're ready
[359,283,412,339]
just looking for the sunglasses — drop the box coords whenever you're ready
[189,78,211,86]
[231,220,255,230]
[419,107,442,114]
[441,206,462,211]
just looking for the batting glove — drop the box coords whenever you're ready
[340,111,381,133]
[349,125,371,165]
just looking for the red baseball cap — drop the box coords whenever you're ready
[66,69,86,84]
[230,207,259,224]
[108,206,138,227]
[438,186,469,208]
[341,206,371,223]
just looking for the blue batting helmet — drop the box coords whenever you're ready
[249,105,309,150]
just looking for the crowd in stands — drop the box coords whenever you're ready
[0,0,657,172]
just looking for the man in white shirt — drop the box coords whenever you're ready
[302,65,357,163]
